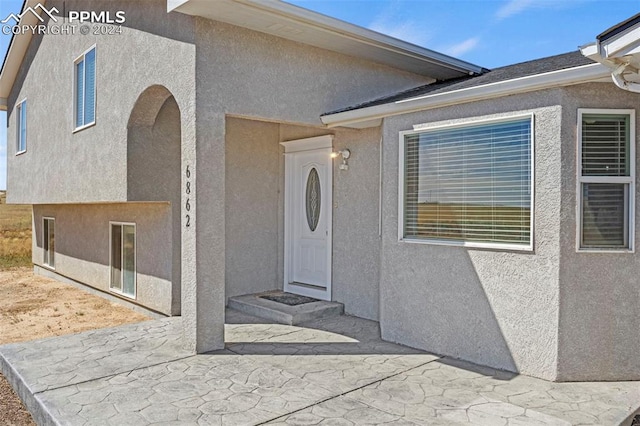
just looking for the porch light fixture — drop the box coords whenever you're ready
[331,149,351,170]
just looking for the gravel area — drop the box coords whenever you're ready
[0,373,34,426]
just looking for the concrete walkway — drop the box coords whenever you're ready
[0,310,638,425]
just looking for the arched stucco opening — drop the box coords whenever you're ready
[127,85,182,315]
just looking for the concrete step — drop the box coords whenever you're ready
[227,291,344,325]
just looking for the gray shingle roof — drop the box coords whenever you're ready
[323,51,595,116]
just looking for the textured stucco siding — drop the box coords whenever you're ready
[380,91,564,380]
[7,0,195,205]
[225,118,381,320]
[194,19,432,127]
[225,118,281,299]
[32,203,175,315]
[128,94,182,315]
[557,82,640,381]
[192,17,431,342]
[329,127,381,321]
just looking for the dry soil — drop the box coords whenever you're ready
[0,268,149,425]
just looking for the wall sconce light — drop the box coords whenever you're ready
[331,149,351,170]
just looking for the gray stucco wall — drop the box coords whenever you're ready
[32,203,175,315]
[557,82,640,381]
[128,94,182,315]
[193,17,431,340]
[6,0,437,352]
[380,90,565,380]
[329,127,382,321]
[7,0,195,205]
[225,118,281,299]
[225,118,381,320]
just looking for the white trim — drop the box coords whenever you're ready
[580,42,599,59]
[411,112,534,132]
[109,221,137,299]
[322,64,610,128]
[280,135,333,153]
[15,97,27,155]
[398,113,535,252]
[576,108,635,253]
[599,23,640,59]
[73,45,97,132]
[72,122,97,134]
[42,216,55,270]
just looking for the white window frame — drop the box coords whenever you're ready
[109,221,137,299]
[42,217,55,269]
[16,98,27,155]
[73,45,96,133]
[576,108,635,253]
[398,114,535,252]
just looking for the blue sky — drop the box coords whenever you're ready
[0,0,638,190]
[287,0,639,68]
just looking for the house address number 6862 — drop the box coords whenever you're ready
[185,166,192,227]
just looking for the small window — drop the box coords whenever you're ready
[74,47,96,130]
[110,222,136,298]
[577,109,635,251]
[400,115,533,250]
[16,99,26,154]
[43,217,55,268]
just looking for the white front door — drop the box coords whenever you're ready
[281,136,333,301]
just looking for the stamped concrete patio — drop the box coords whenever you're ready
[0,309,639,426]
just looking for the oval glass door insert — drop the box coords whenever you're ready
[306,168,321,232]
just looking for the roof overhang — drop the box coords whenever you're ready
[168,0,486,80]
[322,63,611,128]
[0,0,39,111]
[580,13,640,93]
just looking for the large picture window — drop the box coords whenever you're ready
[74,46,96,130]
[400,115,533,250]
[110,222,136,298]
[577,109,635,251]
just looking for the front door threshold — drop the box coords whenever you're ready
[227,291,344,325]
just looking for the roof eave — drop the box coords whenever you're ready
[322,63,611,128]
[0,0,42,111]
[170,0,486,78]
[580,17,640,94]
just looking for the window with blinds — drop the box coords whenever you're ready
[578,111,635,250]
[74,47,96,130]
[401,116,533,249]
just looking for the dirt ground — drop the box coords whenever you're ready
[0,268,150,425]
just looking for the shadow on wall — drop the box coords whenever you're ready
[32,85,183,314]
[8,0,195,115]
[127,85,182,314]
[381,243,523,377]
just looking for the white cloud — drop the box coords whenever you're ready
[496,0,534,20]
[368,12,431,47]
[443,37,480,57]
[495,0,587,21]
